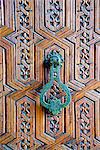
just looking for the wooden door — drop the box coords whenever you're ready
[0,0,100,149]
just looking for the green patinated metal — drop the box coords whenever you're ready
[40,51,71,115]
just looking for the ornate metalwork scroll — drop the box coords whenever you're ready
[40,51,71,115]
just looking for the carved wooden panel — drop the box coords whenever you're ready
[0,0,100,150]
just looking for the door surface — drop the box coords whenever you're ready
[0,0,100,149]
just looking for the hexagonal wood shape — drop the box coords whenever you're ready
[0,0,100,149]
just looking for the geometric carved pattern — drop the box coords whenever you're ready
[0,0,100,149]
[13,0,33,83]
[35,0,75,36]
[45,0,65,32]
[64,91,100,149]
[66,0,100,84]
[16,96,45,149]
[3,94,45,150]
[17,99,33,149]
[76,97,94,149]
[79,0,93,80]
[6,0,44,85]
[46,111,64,138]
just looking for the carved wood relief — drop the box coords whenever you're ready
[0,0,100,149]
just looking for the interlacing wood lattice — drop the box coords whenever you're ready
[0,0,100,149]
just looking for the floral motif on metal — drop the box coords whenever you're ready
[40,51,71,115]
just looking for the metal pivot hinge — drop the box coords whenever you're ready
[40,50,71,115]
